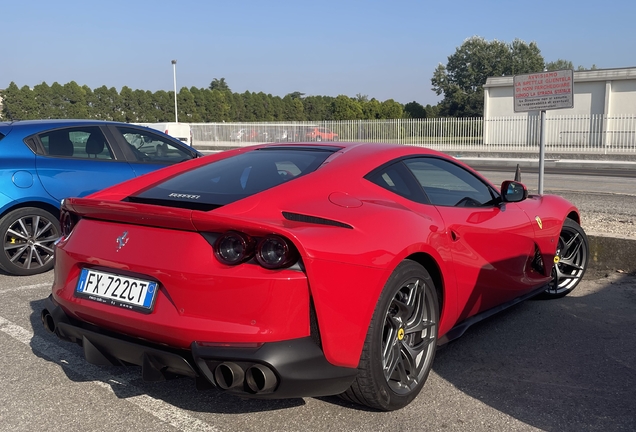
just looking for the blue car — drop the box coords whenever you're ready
[0,119,202,276]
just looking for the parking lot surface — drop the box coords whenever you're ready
[1,268,634,432]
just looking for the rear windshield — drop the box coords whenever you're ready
[128,146,338,210]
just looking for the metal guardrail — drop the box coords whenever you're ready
[189,115,636,154]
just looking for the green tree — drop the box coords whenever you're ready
[432,36,545,117]
[152,90,174,122]
[286,91,305,100]
[209,78,230,92]
[133,89,155,121]
[32,82,54,118]
[304,96,334,121]
[205,89,231,121]
[282,94,305,121]
[404,101,427,118]
[546,59,598,72]
[331,95,363,120]
[119,86,138,122]
[178,87,199,122]
[92,86,120,120]
[577,64,598,71]
[546,59,574,71]
[63,81,88,118]
[379,99,403,119]
[1,82,29,120]
[362,98,382,119]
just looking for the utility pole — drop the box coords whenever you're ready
[171,60,178,123]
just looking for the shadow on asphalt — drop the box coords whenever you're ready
[432,272,636,432]
[27,273,636,429]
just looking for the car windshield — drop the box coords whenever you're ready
[128,146,339,210]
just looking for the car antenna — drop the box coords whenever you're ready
[514,164,521,182]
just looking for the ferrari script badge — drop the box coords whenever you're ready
[116,231,129,251]
[535,216,543,229]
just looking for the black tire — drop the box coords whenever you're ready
[540,218,589,299]
[341,260,439,411]
[0,207,60,276]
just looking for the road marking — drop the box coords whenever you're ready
[0,315,219,432]
[0,282,50,294]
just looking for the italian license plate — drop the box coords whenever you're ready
[75,268,158,313]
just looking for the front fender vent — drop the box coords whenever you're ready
[282,212,352,229]
[531,244,545,274]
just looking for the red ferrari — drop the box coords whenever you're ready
[42,142,589,411]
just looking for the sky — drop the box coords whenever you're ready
[2,0,635,106]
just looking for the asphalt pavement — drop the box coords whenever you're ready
[1,151,635,431]
[1,269,634,432]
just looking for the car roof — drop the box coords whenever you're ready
[0,119,132,128]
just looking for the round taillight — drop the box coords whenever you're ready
[214,231,253,265]
[255,235,298,269]
[60,209,78,237]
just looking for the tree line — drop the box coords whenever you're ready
[1,37,595,121]
[0,80,439,123]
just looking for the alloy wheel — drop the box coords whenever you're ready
[381,277,437,394]
[547,222,588,295]
[3,212,60,272]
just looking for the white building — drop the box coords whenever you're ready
[483,67,636,148]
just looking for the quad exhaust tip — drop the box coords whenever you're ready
[245,364,277,394]
[214,362,245,390]
[41,310,56,334]
[213,362,278,394]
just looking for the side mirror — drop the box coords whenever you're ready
[501,180,528,203]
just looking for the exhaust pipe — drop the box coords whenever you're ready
[214,362,245,390]
[245,364,277,394]
[41,310,56,334]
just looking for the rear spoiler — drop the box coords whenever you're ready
[62,197,289,235]
[62,198,197,231]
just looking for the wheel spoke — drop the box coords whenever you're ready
[34,219,53,239]
[35,234,60,243]
[9,245,28,262]
[6,227,28,241]
[394,353,409,384]
[18,218,32,237]
[34,243,55,254]
[391,297,414,322]
[383,332,401,379]
[4,243,27,251]
[559,258,584,271]
[24,246,35,269]
[32,246,45,266]
[562,235,582,260]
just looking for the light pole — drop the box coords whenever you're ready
[171,59,178,123]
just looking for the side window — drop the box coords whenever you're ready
[365,162,427,203]
[404,158,496,207]
[117,127,194,163]
[39,127,114,160]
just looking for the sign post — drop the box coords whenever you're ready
[513,69,574,194]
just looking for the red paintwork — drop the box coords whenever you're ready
[52,142,580,368]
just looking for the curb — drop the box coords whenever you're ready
[588,235,636,274]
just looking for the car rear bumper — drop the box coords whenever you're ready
[42,295,358,399]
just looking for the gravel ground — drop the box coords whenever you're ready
[477,171,636,240]
[546,190,636,239]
